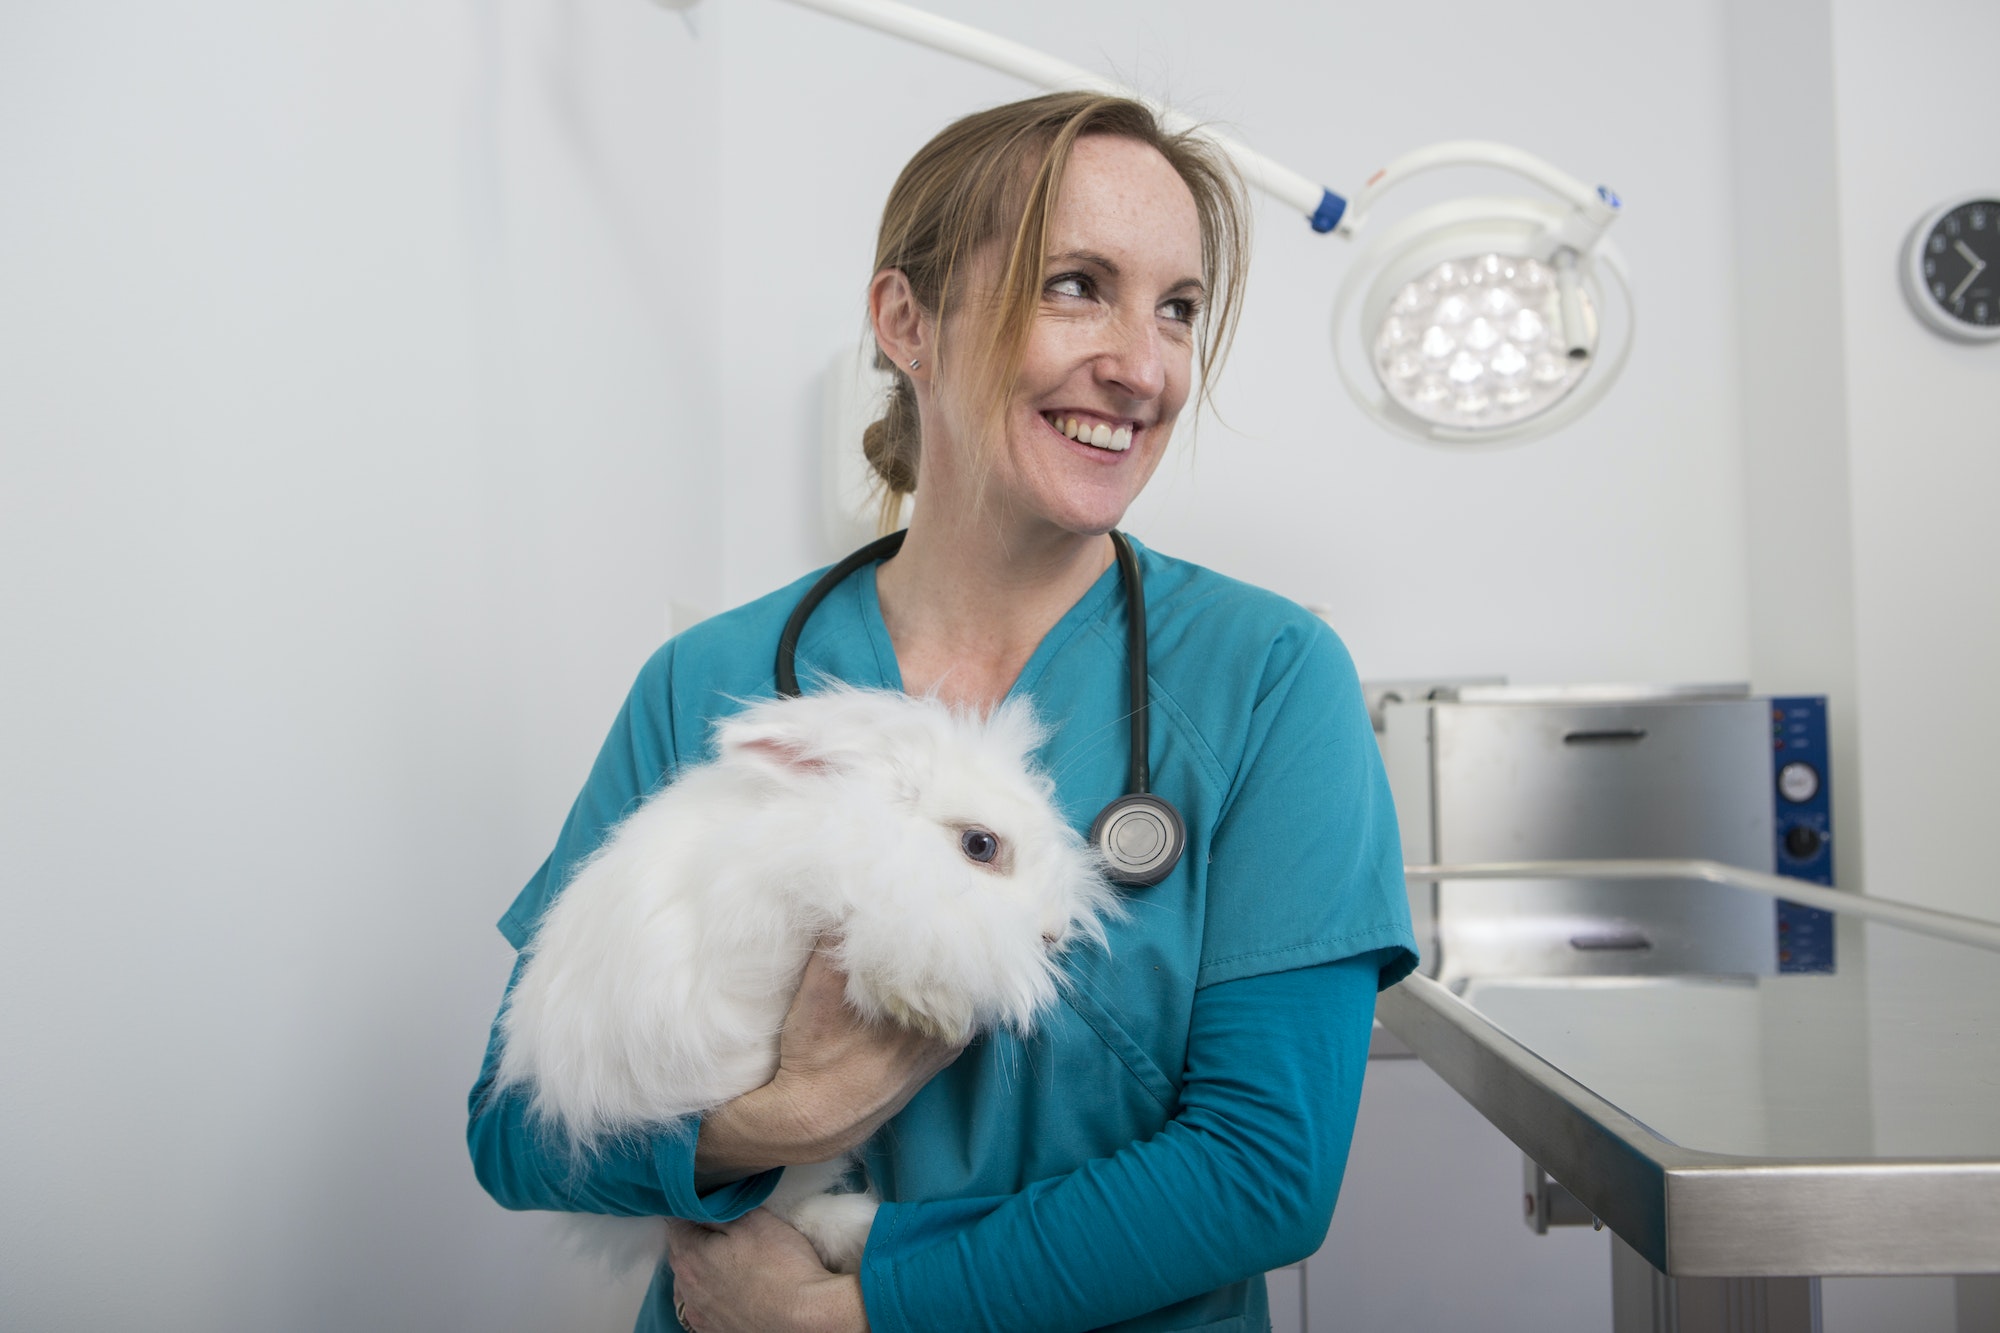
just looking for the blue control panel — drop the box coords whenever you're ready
[1770,696,1835,972]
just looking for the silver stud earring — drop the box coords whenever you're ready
[908,358,921,371]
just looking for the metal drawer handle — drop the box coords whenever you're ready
[1562,727,1648,744]
[1569,929,1652,951]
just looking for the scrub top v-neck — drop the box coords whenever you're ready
[848,548,1126,706]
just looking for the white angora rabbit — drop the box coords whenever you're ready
[495,685,1119,1273]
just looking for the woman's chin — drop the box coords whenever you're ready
[1032,489,1140,539]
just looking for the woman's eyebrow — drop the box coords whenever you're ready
[1047,248,1119,274]
[1047,250,1206,296]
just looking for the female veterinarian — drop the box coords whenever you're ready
[468,92,1418,1333]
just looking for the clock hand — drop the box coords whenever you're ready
[1949,262,1983,304]
[1947,241,1986,304]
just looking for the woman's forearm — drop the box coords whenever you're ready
[858,955,1383,1333]
[693,1082,823,1187]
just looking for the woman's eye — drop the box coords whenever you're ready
[960,828,1000,864]
[1162,297,1201,325]
[1046,273,1091,300]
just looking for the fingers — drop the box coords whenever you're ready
[664,1217,726,1332]
[668,1209,842,1333]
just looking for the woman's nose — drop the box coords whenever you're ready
[1095,308,1168,400]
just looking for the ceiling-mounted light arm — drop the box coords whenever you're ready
[1341,139,1622,248]
[761,0,1352,233]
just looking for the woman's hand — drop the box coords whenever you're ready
[665,1211,868,1333]
[695,946,966,1182]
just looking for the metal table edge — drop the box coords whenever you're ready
[1375,974,2000,1277]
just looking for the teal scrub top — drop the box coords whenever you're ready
[468,537,1419,1332]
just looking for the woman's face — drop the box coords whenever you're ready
[937,135,1206,538]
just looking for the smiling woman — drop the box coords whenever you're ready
[467,91,1417,1333]
[858,94,1248,544]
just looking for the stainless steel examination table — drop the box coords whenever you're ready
[1376,860,2000,1333]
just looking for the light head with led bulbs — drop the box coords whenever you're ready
[659,0,1631,448]
[1330,144,1631,444]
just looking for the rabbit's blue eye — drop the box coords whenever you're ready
[960,828,999,864]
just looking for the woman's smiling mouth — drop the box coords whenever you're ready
[1041,412,1134,453]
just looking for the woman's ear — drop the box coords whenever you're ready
[869,268,929,382]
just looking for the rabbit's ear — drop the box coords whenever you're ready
[717,699,853,777]
[717,688,916,781]
[730,735,838,776]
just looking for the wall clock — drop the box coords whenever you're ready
[1902,195,2000,342]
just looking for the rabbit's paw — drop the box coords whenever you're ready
[878,990,975,1044]
[784,1190,880,1274]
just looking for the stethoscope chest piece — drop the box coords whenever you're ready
[1090,792,1186,888]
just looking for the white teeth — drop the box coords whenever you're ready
[1046,413,1132,451]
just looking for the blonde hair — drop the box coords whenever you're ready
[863,92,1251,535]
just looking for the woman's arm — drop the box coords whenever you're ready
[857,951,1384,1333]
[658,954,1381,1333]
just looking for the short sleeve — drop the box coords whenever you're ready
[498,640,685,949]
[1195,622,1418,991]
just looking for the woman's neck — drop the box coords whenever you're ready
[873,511,1114,713]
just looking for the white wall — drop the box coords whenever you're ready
[1,2,714,1328]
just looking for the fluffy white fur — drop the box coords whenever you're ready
[495,686,1118,1273]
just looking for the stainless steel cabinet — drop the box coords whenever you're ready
[1378,686,1800,987]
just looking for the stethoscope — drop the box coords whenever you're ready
[774,528,1186,887]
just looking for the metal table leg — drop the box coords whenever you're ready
[1610,1235,1822,1333]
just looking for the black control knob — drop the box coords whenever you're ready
[1784,825,1823,860]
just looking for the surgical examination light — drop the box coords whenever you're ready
[659,0,1631,446]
